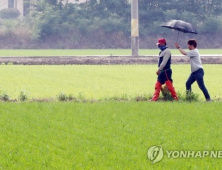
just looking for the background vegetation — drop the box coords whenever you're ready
[0,0,222,49]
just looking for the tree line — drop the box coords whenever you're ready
[0,0,222,49]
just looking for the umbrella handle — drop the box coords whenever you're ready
[176,31,180,43]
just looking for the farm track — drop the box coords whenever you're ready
[0,55,222,65]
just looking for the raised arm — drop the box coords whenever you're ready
[175,43,187,55]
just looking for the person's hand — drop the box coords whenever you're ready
[156,70,160,75]
[175,43,180,49]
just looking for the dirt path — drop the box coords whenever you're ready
[0,55,222,65]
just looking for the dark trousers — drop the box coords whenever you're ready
[186,68,211,100]
[157,69,173,84]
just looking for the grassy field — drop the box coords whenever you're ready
[0,102,221,169]
[0,65,221,100]
[0,49,222,56]
[0,64,221,169]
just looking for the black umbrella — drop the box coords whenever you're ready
[161,20,198,42]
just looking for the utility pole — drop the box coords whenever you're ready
[131,0,139,56]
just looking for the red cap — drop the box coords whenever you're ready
[156,38,166,45]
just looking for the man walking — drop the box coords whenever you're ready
[175,39,211,101]
[151,38,178,101]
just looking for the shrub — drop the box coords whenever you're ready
[58,92,68,101]
[7,62,13,65]
[68,94,76,101]
[18,91,28,101]
[177,91,199,102]
[0,9,20,19]
[0,92,10,101]
[185,91,199,102]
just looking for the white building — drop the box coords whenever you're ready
[0,0,24,15]
[0,0,88,16]
[63,0,87,4]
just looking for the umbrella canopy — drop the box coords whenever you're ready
[161,20,197,34]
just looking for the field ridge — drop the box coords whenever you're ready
[0,56,222,65]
